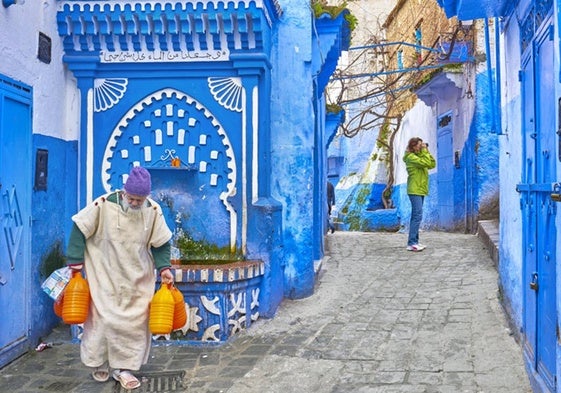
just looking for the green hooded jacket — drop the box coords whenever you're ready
[403,148,436,196]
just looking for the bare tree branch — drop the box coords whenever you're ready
[326,10,471,208]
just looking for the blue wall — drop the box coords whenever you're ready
[497,90,524,338]
[271,0,316,299]
[30,134,77,345]
[470,72,500,220]
[393,69,498,235]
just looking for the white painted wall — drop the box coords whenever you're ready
[0,0,79,141]
[497,10,525,330]
[346,0,396,43]
[393,101,436,186]
[326,0,397,206]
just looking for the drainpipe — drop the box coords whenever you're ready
[494,17,503,135]
[484,18,497,134]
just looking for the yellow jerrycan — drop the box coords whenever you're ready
[170,285,187,330]
[149,283,175,334]
[53,293,64,318]
[62,271,90,324]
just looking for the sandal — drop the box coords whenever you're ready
[91,362,110,382]
[112,369,141,390]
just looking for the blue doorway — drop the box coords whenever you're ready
[0,76,32,367]
[518,20,557,392]
[437,112,454,229]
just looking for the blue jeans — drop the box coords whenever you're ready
[408,195,424,246]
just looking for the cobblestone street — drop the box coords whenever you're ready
[0,231,531,393]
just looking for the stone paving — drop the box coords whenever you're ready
[0,231,532,393]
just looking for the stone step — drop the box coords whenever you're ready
[477,219,499,268]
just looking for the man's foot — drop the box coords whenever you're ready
[91,362,110,382]
[406,244,424,252]
[113,370,141,390]
[330,226,335,234]
[416,243,426,250]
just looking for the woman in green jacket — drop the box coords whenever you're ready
[403,137,436,252]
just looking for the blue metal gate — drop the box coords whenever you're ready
[517,22,557,392]
[0,76,32,367]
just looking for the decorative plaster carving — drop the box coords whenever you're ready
[187,305,203,333]
[228,292,247,334]
[201,295,221,315]
[202,324,221,341]
[208,77,243,112]
[1,186,22,269]
[229,315,246,334]
[228,292,246,317]
[250,288,260,309]
[93,78,128,112]
[57,1,282,56]
[100,89,237,250]
[175,304,202,336]
[250,287,260,321]
[101,88,236,188]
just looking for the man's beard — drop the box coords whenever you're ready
[122,198,144,213]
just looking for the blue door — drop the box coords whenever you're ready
[437,112,453,229]
[0,77,32,367]
[518,23,557,391]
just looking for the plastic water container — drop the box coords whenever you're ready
[171,285,187,330]
[62,271,90,324]
[53,293,64,318]
[149,284,174,334]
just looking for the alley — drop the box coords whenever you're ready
[0,231,530,393]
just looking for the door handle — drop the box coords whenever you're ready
[530,272,539,291]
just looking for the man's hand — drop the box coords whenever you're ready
[69,263,84,271]
[160,268,174,284]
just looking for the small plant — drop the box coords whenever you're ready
[175,232,244,265]
[311,0,358,32]
[40,241,66,278]
[168,203,244,265]
[326,103,344,114]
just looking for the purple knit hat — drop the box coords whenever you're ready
[124,167,151,196]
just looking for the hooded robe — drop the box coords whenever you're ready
[71,192,172,370]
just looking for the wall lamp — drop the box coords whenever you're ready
[3,0,25,7]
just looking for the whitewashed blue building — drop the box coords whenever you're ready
[438,0,561,392]
[0,0,349,367]
[329,1,500,235]
[331,0,561,390]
